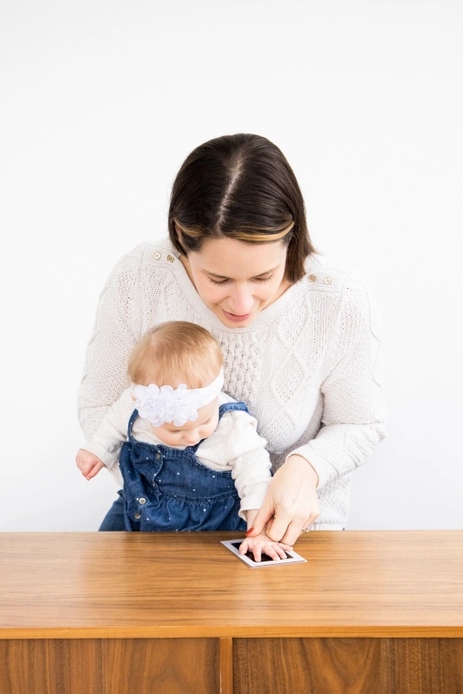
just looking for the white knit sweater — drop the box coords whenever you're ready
[78,239,386,530]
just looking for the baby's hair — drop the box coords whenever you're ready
[128,321,224,389]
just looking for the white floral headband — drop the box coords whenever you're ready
[133,369,224,427]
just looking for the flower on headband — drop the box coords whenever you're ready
[132,369,224,428]
[133,383,199,427]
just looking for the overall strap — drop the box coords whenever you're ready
[218,401,250,419]
[127,409,140,442]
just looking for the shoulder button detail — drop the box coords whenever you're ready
[154,252,161,260]
[167,254,174,263]
[308,274,317,282]
[324,277,332,285]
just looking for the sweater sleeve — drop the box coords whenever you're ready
[78,247,146,440]
[80,388,134,468]
[220,412,273,520]
[288,273,387,490]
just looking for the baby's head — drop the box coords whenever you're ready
[128,321,223,446]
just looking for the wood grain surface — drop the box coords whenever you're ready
[0,639,219,694]
[233,638,463,694]
[1,531,463,638]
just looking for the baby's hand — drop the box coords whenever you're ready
[76,449,105,480]
[239,532,293,563]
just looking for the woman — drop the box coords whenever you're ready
[78,133,386,546]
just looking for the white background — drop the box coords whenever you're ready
[1,0,462,531]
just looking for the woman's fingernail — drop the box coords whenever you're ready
[246,528,254,536]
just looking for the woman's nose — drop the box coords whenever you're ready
[228,286,253,314]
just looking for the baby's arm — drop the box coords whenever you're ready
[239,509,292,562]
[218,409,293,561]
[76,387,133,480]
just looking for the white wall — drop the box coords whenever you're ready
[1,0,462,531]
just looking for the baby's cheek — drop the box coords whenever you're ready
[209,414,220,435]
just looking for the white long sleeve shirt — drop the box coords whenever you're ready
[78,239,387,530]
[82,390,272,519]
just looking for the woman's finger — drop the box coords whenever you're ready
[264,511,294,542]
[247,499,274,537]
[278,520,307,547]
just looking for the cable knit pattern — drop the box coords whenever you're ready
[78,240,386,530]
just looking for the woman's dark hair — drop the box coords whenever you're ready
[168,133,315,283]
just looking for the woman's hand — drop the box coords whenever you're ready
[247,455,320,546]
[76,449,105,481]
[239,532,292,562]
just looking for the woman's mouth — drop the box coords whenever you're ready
[222,310,253,323]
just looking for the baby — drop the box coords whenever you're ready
[76,321,291,561]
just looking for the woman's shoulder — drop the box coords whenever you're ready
[110,238,179,272]
[298,253,381,335]
[100,238,181,299]
[304,253,369,296]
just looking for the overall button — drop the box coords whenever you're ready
[134,513,141,520]
[139,498,146,504]
[156,452,161,460]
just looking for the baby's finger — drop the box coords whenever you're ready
[277,542,293,551]
[239,539,250,555]
[261,544,281,562]
[86,461,104,480]
[274,544,290,560]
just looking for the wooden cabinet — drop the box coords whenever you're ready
[1,532,462,693]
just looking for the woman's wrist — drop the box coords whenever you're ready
[284,454,319,488]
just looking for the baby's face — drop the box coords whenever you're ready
[150,398,220,447]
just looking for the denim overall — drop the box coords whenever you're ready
[118,402,249,532]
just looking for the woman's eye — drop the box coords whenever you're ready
[209,275,273,285]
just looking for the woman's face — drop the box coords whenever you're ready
[182,237,289,328]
